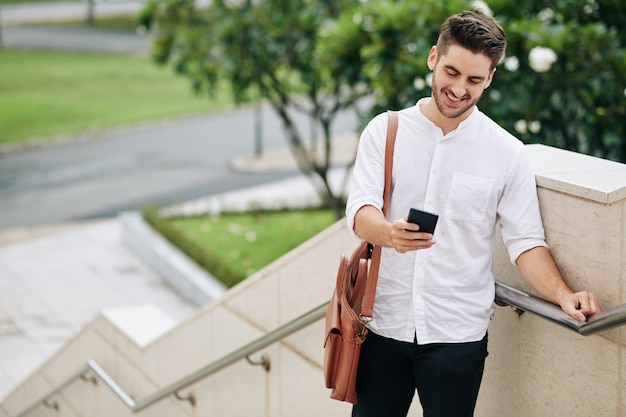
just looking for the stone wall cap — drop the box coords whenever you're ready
[526,144,626,204]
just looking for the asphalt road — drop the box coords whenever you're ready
[0,103,359,229]
[1,24,152,54]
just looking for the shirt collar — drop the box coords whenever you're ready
[414,97,480,138]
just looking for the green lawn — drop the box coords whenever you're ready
[145,209,337,288]
[0,49,231,145]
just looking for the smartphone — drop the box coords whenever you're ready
[407,208,439,234]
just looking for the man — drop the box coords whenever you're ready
[345,9,600,417]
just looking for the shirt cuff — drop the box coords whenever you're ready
[345,202,382,240]
[508,239,550,265]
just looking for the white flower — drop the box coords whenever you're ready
[489,90,501,102]
[504,56,519,72]
[514,120,528,135]
[528,121,541,134]
[537,8,554,22]
[623,87,626,98]
[413,77,426,90]
[529,46,558,73]
[472,0,493,16]
[426,73,433,87]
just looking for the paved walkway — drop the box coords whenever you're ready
[1,0,148,26]
[0,218,197,401]
[1,24,152,54]
[0,0,154,54]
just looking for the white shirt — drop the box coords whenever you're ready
[346,98,548,344]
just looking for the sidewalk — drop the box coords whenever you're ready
[0,0,210,26]
[0,218,198,401]
[0,1,153,54]
[0,1,146,26]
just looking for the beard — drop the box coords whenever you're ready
[431,74,482,120]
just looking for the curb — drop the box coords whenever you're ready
[119,211,227,308]
[230,132,359,174]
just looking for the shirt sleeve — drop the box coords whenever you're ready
[498,145,549,264]
[345,113,388,239]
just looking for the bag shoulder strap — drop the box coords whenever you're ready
[360,110,398,320]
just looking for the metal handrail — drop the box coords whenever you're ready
[495,282,626,335]
[11,282,626,417]
[12,302,329,417]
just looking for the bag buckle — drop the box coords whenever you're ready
[355,326,368,341]
[355,316,372,340]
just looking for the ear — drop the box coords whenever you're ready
[484,67,496,89]
[427,46,437,71]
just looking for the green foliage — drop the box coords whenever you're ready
[144,0,360,104]
[143,0,625,165]
[143,207,336,287]
[318,0,471,119]
[482,0,626,161]
[324,0,625,162]
[141,0,367,218]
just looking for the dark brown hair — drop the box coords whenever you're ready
[436,9,506,69]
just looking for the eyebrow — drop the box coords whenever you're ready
[444,64,487,82]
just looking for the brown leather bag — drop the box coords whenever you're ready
[323,110,398,404]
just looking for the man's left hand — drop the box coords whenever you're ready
[559,291,600,322]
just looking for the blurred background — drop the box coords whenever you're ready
[0,0,624,402]
[1,0,624,229]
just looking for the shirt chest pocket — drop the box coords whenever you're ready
[445,172,494,224]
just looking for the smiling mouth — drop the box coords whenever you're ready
[445,91,466,103]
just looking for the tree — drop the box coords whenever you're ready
[318,0,471,120]
[322,0,626,162]
[483,0,626,162]
[143,0,625,220]
[141,0,367,218]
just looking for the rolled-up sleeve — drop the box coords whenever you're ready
[498,146,549,264]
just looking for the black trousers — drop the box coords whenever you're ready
[352,331,488,417]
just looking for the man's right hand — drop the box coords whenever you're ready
[390,217,436,253]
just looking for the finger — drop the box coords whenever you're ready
[574,311,587,322]
[564,299,587,322]
[568,303,587,322]
[578,292,599,315]
[589,294,600,313]
[583,293,600,315]
[577,293,590,312]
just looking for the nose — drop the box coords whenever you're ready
[450,84,466,98]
